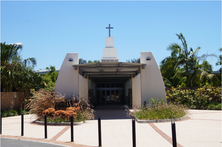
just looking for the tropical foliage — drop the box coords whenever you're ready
[41,66,58,90]
[166,86,221,109]
[0,42,42,96]
[79,58,100,64]
[126,58,140,63]
[160,33,219,87]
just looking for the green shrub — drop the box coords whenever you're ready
[1,111,9,117]
[8,110,18,116]
[166,86,221,109]
[17,109,28,115]
[208,103,221,110]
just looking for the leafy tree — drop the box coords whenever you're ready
[216,48,222,66]
[126,58,140,63]
[41,66,58,90]
[88,60,100,63]
[79,58,87,64]
[200,61,212,73]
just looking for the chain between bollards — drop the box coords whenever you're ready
[0,113,2,134]
[132,119,136,147]
[171,122,177,147]
[98,116,102,147]
[70,115,74,142]
[21,113,24,136]
[44,114,47,139]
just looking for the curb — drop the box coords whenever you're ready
[33,120,84,126]
[136,115,187,123]
[0,135,93,147]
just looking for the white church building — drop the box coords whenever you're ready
[55,24,166,108]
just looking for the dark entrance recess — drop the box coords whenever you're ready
[74,62,145,108]
[96,83,124,104]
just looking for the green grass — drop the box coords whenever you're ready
[132,102,187,120]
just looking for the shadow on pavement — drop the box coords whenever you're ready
[93,104,133,119]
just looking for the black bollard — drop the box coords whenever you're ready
[70,115,74,142]
[44,114,47,139]
[0,113,2,134]
[144,101,146,107]
[132,119,136,147]
[21,113,24,136]
[171,122,177,147]
[98,117,102,147]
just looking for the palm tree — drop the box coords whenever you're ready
[23,57,37,67]
[1,42,22,66]
[161,33,201,86]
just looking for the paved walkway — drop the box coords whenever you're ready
[0,109,221,147]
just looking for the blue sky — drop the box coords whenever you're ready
[1,1,221,71]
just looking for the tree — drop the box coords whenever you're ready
[165,33,200,86]
[161,33,219,87]
[23,57,37,67]
[0,42,42,94]
[88,60,100,63]
[126,58,140,63]
[79,58,87,64]
[216,48,222,66]
[0,42,23,66]
[41,66,58,90]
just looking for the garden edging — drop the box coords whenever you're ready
[33,120,84,126]
[135,115,187,123]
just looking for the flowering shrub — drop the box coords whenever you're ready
[42,107,77,122]
[26,89,94,122]
[42,108,55,117]
[66,107,80,113]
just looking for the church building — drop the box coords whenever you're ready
[55,24,166,108]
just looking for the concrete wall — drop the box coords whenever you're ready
[132,74,141,107]
[140,52,166,104]
[79,75,88,99]
[1,92,23,111]
[55,53,79,98]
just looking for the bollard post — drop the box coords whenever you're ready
[132,119,136,147]
[171,122,177,147]
[0,113,2,134]
[144,101,146,107]
[98,117,102,147]
[44,114,47,139]
[21,113,24,136]
[70,115,74,142]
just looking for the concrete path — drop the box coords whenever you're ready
[0,109,221,147]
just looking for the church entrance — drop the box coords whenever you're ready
[96,83,124,104]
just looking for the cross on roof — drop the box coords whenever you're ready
[106,24,113,37]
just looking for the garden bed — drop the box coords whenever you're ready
[33,120,84,126]
[135,115,187,123]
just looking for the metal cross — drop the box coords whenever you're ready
[106,24,113,37]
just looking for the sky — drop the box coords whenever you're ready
[1,1,221,71]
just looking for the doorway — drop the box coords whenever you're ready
[96,83,124,104]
